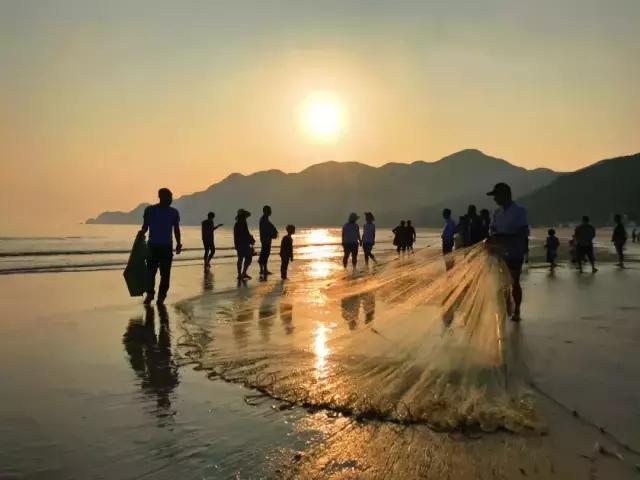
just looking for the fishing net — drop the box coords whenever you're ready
[175,244,543,432]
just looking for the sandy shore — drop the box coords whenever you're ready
[1,242,639,479]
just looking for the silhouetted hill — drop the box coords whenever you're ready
[520,153,640,226]
[87,149,559,227]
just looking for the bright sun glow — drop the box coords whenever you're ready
[300,92,345,141]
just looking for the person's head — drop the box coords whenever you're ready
[582,215,590,224]
[348,212,359,223]
[400,220,406,226]
[263,205,272,216]
[486,182,512,207]
[158,188,173,207]
[614,213,622,224]
[286,224,296,235]
[236,208,251,220]
[442,208,451,220]
[207,211,215,220]
[548,228,556,236]
[467,205,477,216]
[407,220,412,226]
[364,212,375,223]
[480,208,490,219]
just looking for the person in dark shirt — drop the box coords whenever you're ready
[479,208,491,241]
[280,224,295,280]
[544,228,560,270]
[463,205,484,246]
[233,209,255,281]
[201,211,222,271]
[392,220,407,254]
[141,188,182,306]
[574,216,597,273]
[258,205,278,279]
[406,220,417,253]
[611,213,628,268]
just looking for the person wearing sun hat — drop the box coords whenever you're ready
[233,208,255,280]
[342,212,361,269]
[486,182,528,321]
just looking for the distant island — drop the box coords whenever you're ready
[87,149,639,227]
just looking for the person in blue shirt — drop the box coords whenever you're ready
[141,188,182,305]
[486,182,528,321]
[441,208,456,254]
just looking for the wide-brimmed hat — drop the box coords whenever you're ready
[348,212,359,222]
[236,208,251,219]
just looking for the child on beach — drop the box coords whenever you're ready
[280,225,295,280]
[544,229,560,270]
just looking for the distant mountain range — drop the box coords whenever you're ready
[87,149,639,227]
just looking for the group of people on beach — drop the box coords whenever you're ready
[137,182,632,323]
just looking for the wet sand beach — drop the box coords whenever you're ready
[1,235,639,479]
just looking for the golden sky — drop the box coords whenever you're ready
[1,0,638,233]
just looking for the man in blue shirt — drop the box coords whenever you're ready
[486,182,528,321]
[141,188,182,305]
[441,208,456,254]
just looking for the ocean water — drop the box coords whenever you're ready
[0,225,443,275]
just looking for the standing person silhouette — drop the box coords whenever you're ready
[612,213,628,268]
[234,209,255,281]
[486,183,528,322]
[258,205,278,280]
[342,213,361,269]
[141,188,182,306]
[406,220,417,252]
[544,228,560,271]
[392,221,407,254]
[201,212,222,271]
[362,212,377,266]
[441,208,456,255]
[280,224,295,280]
[479,209,491,241]
[463,205,483,246]
[574,216,598,273]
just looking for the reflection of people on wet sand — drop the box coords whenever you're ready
[279,302,294,335]
[201,211,222,271]
[341,292,376,329]
[141,188,182,306]
[612,213,627,268]
[574,216,598,273]
[234,209,256,281]
[486,182,528,322]
[342,213,361,269]
[123,306,179,416]
[362,212,377,266]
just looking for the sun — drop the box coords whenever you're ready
[300,92,345,141]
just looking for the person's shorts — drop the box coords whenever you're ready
[343,243,359,257]
[442,240,454,254]
[546,252,557,263]
[576,245,594,260]
[203,242,214,251]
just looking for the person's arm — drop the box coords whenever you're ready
[372,225,376,244]
[174,213,182,254]
[214,224,223,230]
[342,226,346,245]
[413,228,417,242]
[358,226,362,246]
[289,239,294,261]
[140,207,150,235]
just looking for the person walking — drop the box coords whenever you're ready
[574,216,598,273]
[362,212,377,266]
[486,182,529,322]
[141,188,182,306]
[406,220,417,252]
[258,205,278,279]
[544,228,560,271]
[612,213,628,268]
[392,221,407,254]
[342,213,361,269]
[234,209,255,280]
[201,212,222,271]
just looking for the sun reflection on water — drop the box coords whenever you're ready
[313,323,331,379]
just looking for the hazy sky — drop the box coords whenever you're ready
[1,0,638,232]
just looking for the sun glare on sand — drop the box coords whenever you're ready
[300,92,346,141]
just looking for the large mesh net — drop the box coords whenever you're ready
[175,244,543,432]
